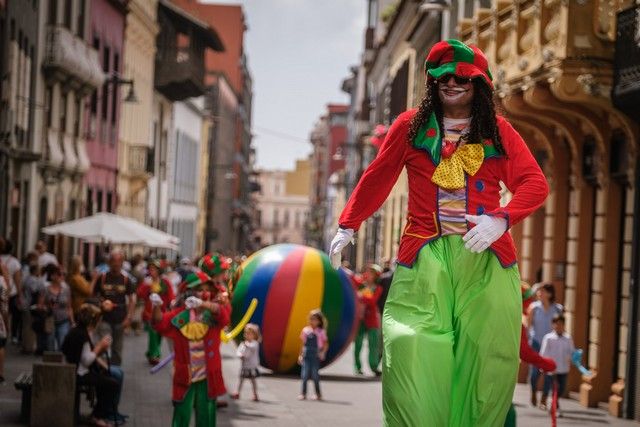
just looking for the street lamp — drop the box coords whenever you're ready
[108,75,138,103]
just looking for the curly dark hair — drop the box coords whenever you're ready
[407,79,506,155]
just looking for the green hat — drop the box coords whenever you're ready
[424,39,493,89]
[198,253,231,277]
[184,270,212,289]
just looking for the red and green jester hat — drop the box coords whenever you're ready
[338,39,549,268]
[153,270,231,402]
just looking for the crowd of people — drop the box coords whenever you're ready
[0,236,251,426]
[0,230,582,426]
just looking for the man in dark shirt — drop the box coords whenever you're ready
[93,250,136,366]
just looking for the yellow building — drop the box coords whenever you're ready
[459,0,639,415]
[117,0,158,222]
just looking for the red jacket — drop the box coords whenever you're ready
[137,277,175,323]
[339,109,549,268]
[153,304,231,401]
[359,285,383,329]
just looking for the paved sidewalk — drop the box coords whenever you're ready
[0,331,637,426]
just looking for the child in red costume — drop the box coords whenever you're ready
[137,260,175,365]
[354,264,383,376]
[151,270,231,427]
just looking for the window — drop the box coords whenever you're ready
[77,0,86,37]
[48,0,58,25]
[96,190,103,212]
[283,210,290,228]
[106,191,113,213]
[111,52,119,126]
[45,86,53,127]
[101,46,110,122]
[59,93,67,133]
[74,96,81,137]
[86,188,93,215]
[274,209,279,226]
[295,211,300,228]
[63,0,72,29]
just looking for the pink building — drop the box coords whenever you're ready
[84,0,128,216]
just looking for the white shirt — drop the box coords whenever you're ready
[1,254,21,296]
[237,340,260,370]
[78,341,97,376]
[540,331,575,374]
[38,252,59,268]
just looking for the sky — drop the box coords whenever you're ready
[202,0,367,170]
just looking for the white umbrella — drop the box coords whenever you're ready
[42,212,180,250]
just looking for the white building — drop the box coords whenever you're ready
[255,160,311,247]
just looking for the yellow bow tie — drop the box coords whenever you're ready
[431,144,484,190]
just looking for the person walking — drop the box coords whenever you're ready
[44,264,74,350]
[539,314,574,413]
[528,282,563,408]
[93,250,136,366]
[330,39,549,425]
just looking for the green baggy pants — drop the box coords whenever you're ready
[354,323,380,373]
[382,235,521,427]
[145,322,162,360]
[172,380,216,427]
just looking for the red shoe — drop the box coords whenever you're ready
[230,393,240,400]
[216,400,229,408]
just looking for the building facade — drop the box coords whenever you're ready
[148,0,223,260]
[255,159,310,247]
[117,0,158,223]
[0,0,41,256]
[307,104,347,251]
[612,5,640,418]
[341,0,640,418]
[42,0,104,264]
[81,0,127,265]
[172,0,255,255]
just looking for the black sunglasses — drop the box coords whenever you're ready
[436,74,473,85]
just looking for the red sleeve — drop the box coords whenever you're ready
[486,118,549,228]
[137,283,149,300]
[519,326,556,372]
[213,303,231,328]
[153,307,181,337]
[338,110,413,231]
[161,279,175,307]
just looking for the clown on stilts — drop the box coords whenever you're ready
[150,270,231,427]
[330,39,549,426]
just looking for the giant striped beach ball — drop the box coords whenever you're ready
[231,244,358,373]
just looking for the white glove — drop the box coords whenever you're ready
[149,293,163,307]
[185,296,203,310]
[463,214,508,253]
[329,228,355,267]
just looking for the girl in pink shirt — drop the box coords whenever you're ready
[298,309,328,400]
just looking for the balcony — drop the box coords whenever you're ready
[612,5,640,117]
[154,0,224,101]
[42,25,105,94]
